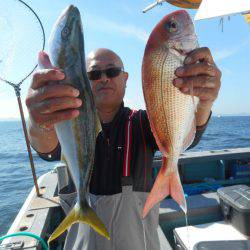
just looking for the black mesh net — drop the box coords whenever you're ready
[0,0,45,88]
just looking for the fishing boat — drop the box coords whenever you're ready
[1,147,250,249]
[1,0,250,248]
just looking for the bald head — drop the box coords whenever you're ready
[85,48,128,113]
[86,48,124,71]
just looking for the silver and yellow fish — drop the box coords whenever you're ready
[39,5,110,243]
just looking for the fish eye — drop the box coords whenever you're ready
[165,20,178,33]
[61,26,71,38]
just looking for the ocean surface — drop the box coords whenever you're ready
[0,116,250,236]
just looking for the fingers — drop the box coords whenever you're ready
[177,86,219,102]
[184,47,215,65]
[175,62,218,77]
[31,51,65,89]
[26,93,82,126]
[173,47,221,105]
[26,84,80,105]
[173,74,220,102]
[26,84,82,126]
[175,47,221,78]
[26,51,83,128]
[38,51,53,69]
[173,76,217,90]
[30,109,80,126]
[31,69,65,89]
[33,97,82,114]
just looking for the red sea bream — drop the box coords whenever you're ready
[142,10,199,218]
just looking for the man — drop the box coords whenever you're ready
[26,48,221,249]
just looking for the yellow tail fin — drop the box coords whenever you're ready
[48,203,110,243]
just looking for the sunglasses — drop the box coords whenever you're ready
[87,67,123,81]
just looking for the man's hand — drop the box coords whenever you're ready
[25,52,82,153]
[173,47,221,125]
[26,54,82,130]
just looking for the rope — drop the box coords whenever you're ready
[0,232,48,250]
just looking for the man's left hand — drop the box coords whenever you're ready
[173,47,221,107]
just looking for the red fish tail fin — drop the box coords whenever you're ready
[169,171,187,213]
[142,157,187,219]
[142,157,169,218]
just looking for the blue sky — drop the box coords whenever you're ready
[0,0,250,119]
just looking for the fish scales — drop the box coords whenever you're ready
[143,48,194,157]
[142,10,199,218]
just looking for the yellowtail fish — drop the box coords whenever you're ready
[141,10,199,218]
[38,5,110,243]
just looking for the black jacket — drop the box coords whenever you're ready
[38,105,210,195]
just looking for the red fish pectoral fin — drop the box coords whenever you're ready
[182,118,196,151]
[142,158,186,218]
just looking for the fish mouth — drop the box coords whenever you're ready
[62,5,79,17]
[173,47,189,56]
[169,35,198,57]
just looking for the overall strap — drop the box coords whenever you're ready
[139,111,148,191]
[122,110,137,181]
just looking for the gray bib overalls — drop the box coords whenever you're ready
[58,110,164,250]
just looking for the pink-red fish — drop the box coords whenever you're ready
[142,10,199,218]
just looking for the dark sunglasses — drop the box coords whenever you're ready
[87,67,123,81]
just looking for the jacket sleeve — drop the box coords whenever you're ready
[187,111,212,150]
[36,143,61,161]
[37,110,211,161]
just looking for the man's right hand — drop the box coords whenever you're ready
[25,52,82,153]
[26,53,82,129]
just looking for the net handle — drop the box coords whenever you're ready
[0,0,46,197]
